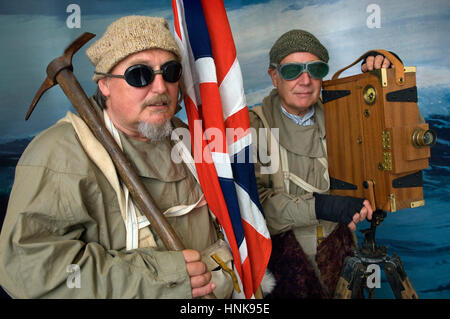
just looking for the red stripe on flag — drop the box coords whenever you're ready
[224,107,251,144]
[241,257,254,299]
[242,220,272,292]
[172,0,182,40]
[200,0,236,85]
[198,83,227,153]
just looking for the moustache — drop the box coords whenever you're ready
[142,94,172,108]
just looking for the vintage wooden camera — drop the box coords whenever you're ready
[322,50,436,212]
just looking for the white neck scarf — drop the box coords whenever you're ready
[103,110,206,250]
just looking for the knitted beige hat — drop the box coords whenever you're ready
[269,29,329,68]
[86,16,182,82]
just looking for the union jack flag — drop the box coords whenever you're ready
[172,0,271,298]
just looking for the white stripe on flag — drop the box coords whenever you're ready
[219,58,247,120]
[211,152,233,179]
[174,1,201,107]
[238,237,248,269]
[235,183,270,239]
[195,57,218,83]
[228,133,251,157]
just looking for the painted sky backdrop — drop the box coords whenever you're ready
[0,0,449,140]
[0,0,449,299]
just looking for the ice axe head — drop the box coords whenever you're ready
[25,32,96,120]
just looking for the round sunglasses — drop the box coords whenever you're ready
[273,61,329,80]
[95,60,183,87]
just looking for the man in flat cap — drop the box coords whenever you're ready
[249,30,392,298]
[0,16,234,299]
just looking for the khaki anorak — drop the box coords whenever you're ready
[0,101,218,298]
[249,89,339,261]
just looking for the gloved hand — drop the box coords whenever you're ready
[361,50,402,73]
[313,193,365,225]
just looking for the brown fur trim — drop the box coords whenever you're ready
[316,224,356,295]
[265,226,356,299]
[265,230,328,299]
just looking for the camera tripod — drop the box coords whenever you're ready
[334,210,418,299]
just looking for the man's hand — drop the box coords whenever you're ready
[182,249,215,298]
[347,199,373,231]
[361,54,392,72]
[313,193,374,231]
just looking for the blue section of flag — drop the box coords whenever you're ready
[231,146,265,215]
[183,0,212,60]
[217,177,245,246]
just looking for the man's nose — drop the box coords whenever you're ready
[295,71,312,85]
[150,73,167,94]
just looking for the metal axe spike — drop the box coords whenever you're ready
[25,32,96,120]
[26,77,55,120]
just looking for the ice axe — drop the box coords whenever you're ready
[26,32,186,251]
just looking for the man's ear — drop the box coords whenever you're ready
[268,68,278,88]
[98,77,110,97]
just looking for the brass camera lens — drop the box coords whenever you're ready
[411,129,437,147]
[363,85,377,105]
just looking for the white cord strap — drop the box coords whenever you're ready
[103,111,206,250]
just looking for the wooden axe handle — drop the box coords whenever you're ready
[55,69,185,251]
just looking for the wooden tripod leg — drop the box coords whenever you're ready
[384,255,419,299]
[334,257,366,299]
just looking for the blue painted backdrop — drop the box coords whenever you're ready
[0,0,449,298]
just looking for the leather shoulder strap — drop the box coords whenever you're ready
[332,49,405,85]
[250,106,285,193]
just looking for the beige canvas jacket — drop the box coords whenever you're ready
[249,88,339,260]
[0,101,225,298]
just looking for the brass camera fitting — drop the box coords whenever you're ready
[411,128,437,147]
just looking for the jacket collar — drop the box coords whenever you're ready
[88,96,188,182]
[261,88,326,157]
[118,126,187,182]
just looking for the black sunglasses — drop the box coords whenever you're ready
[95,60,183,87]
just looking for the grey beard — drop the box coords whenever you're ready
[137,120,173,142]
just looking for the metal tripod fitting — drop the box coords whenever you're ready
[334,209,418,299]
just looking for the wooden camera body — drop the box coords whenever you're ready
[321,50,435,212]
